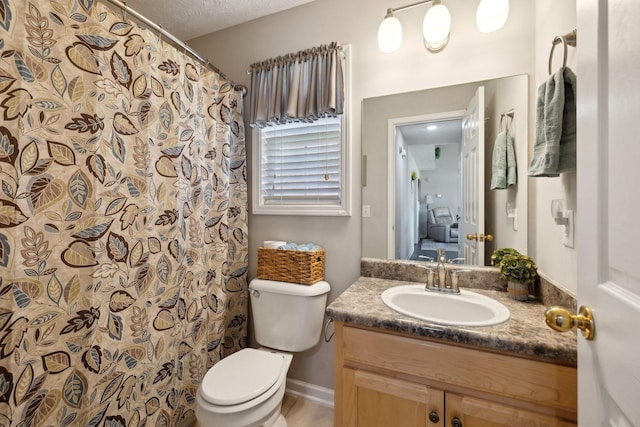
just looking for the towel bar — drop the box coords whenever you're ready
[548,29,577,75]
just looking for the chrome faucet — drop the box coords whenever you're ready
[422,248,466,294]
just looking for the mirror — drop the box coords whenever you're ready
[362,75,529,266]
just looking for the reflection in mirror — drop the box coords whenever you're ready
[395,117,463,261]
[362,75,529,266]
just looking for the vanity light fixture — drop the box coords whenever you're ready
[377,9,403,53]
[377,0,509,53]
[476,0,509,33]
[422,0,450,52]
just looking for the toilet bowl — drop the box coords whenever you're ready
[196,348,293,427]
[196,279,330,427]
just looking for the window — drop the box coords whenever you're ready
[252,115,350,216]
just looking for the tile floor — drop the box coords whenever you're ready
[190,393,334,426]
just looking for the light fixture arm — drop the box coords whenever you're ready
[386,0,435,17]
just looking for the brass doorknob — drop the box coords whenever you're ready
[466,233,494,242]
[544,305,595,340]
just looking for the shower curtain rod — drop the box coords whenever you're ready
[103,0,248,96]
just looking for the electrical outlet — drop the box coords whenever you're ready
[362,205,371,218]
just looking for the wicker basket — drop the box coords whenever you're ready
[257,247,325,285]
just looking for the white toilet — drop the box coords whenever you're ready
[196,278,331,427]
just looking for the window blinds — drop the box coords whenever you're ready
[260,117,342,205]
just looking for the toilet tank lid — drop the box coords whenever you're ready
[249,279,330,296]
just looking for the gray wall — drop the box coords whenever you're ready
[189,0,577,392]
[484,76,530,261]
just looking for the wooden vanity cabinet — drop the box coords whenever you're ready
[334,322,577,427]
[343,367,445,426]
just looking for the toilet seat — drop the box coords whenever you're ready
[200,348,285,406]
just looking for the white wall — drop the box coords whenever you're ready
[530,1,578,291]
[484,75,529,262]
[189,0,575,391]
[424,144,460,216]
[409,153,420,249]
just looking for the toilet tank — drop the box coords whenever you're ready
[249,279,331,352]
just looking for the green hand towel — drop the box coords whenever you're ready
[528,67,577,177]
[490,130,517,190]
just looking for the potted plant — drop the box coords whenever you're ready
[491,249,538,301]
[490,247,520,267]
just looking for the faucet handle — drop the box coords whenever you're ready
[448,270,461,293]
[419,255,434,262]
[448,269,472,293]
[447,257,465,264]
[414,264,437,290]
[425,268,435,288]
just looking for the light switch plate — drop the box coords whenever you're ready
[563,210,574,248]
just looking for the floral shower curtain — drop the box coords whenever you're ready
[0,1,248,426]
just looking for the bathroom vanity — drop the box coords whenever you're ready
[327,264,578,427]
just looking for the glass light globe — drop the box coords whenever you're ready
[377,15,403,53]
[476,0,509,33]
[423,3,451,47]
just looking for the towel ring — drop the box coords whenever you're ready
[548,29,577,75]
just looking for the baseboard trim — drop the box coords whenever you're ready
[286,378,334,408]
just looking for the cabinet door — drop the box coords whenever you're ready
[342,367,445,427]
[446,393,576,427]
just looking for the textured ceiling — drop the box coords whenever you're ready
[124,0,315,41]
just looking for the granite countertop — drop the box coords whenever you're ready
[326,276,578,367]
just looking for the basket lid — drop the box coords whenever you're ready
[249,279,330,296]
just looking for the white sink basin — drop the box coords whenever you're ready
[381,285,510,327]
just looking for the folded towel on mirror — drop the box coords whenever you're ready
[528,67,577,177]
[490,130,517,190]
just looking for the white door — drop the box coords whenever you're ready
[461,87,485,266]
[577,0,640,424]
